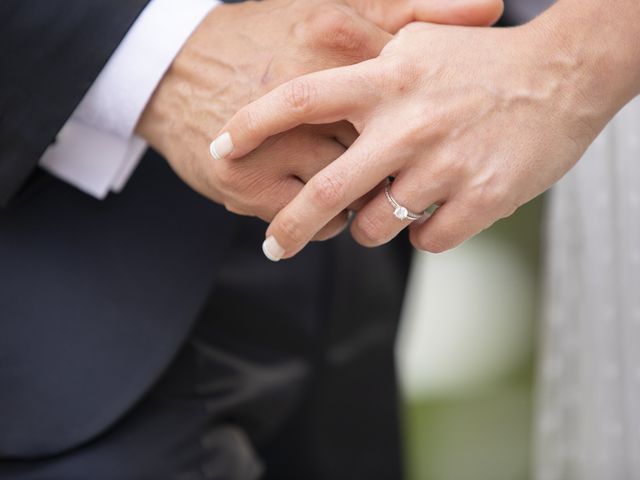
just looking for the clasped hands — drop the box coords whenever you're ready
[138,0,610,261]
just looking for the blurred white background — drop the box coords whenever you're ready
[396,200,542,480]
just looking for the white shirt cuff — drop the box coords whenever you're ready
[39,0,220,199]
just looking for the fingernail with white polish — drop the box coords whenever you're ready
[262,236,285,262]
[209,132,234,160]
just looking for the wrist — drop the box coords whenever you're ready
[136,3,251,160]
[526,0,640,123]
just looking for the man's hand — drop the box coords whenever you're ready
[136,0,504,239]
[136,0,388,238]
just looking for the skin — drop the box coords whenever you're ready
[216,0,640,260]
[135,0,504,240]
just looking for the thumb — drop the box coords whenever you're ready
[412,0,505,27]
[347,0,504,32]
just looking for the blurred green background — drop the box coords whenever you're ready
[397,198,544,480]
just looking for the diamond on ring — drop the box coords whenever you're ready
[385,182,425,222]
[394,206,409,220]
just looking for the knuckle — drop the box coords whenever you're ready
[309,171,345,210]
[414,235,452,254]
[355,212,386,246]
[277,212,306,245]
[472,177,511,212]
[382,57,422,94]
[215,161,243,193]
[502,201,519,219]
[307,6,368,57]
[237,191,282,222]
[284,78,317,117]
[439,154,467,178]
[389,118,429,154]
[256,179,297,214]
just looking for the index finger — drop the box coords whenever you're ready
[209,62,376,161]
[261,132,398,261]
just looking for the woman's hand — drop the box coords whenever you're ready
[137,0,503,241]
[213,2,639,261]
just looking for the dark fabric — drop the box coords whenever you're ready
[0,152,237,457]
[0,0,151,206]
[0,218,411,480]
[501,0,555,25]
[260,232,409,480]
[0,0,234,458]
[0,0,413,473]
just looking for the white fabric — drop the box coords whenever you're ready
[535,95,640,479]
[39,0,219,199]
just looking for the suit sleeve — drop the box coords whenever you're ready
[0,0,151,207]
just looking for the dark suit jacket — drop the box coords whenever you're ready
[0,0,242,458]
[0,2,414,470]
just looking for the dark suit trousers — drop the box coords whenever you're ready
[0,189,412,480]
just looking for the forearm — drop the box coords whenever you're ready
[530,0,640,125]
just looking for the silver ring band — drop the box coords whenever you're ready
[385,182,425,221]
